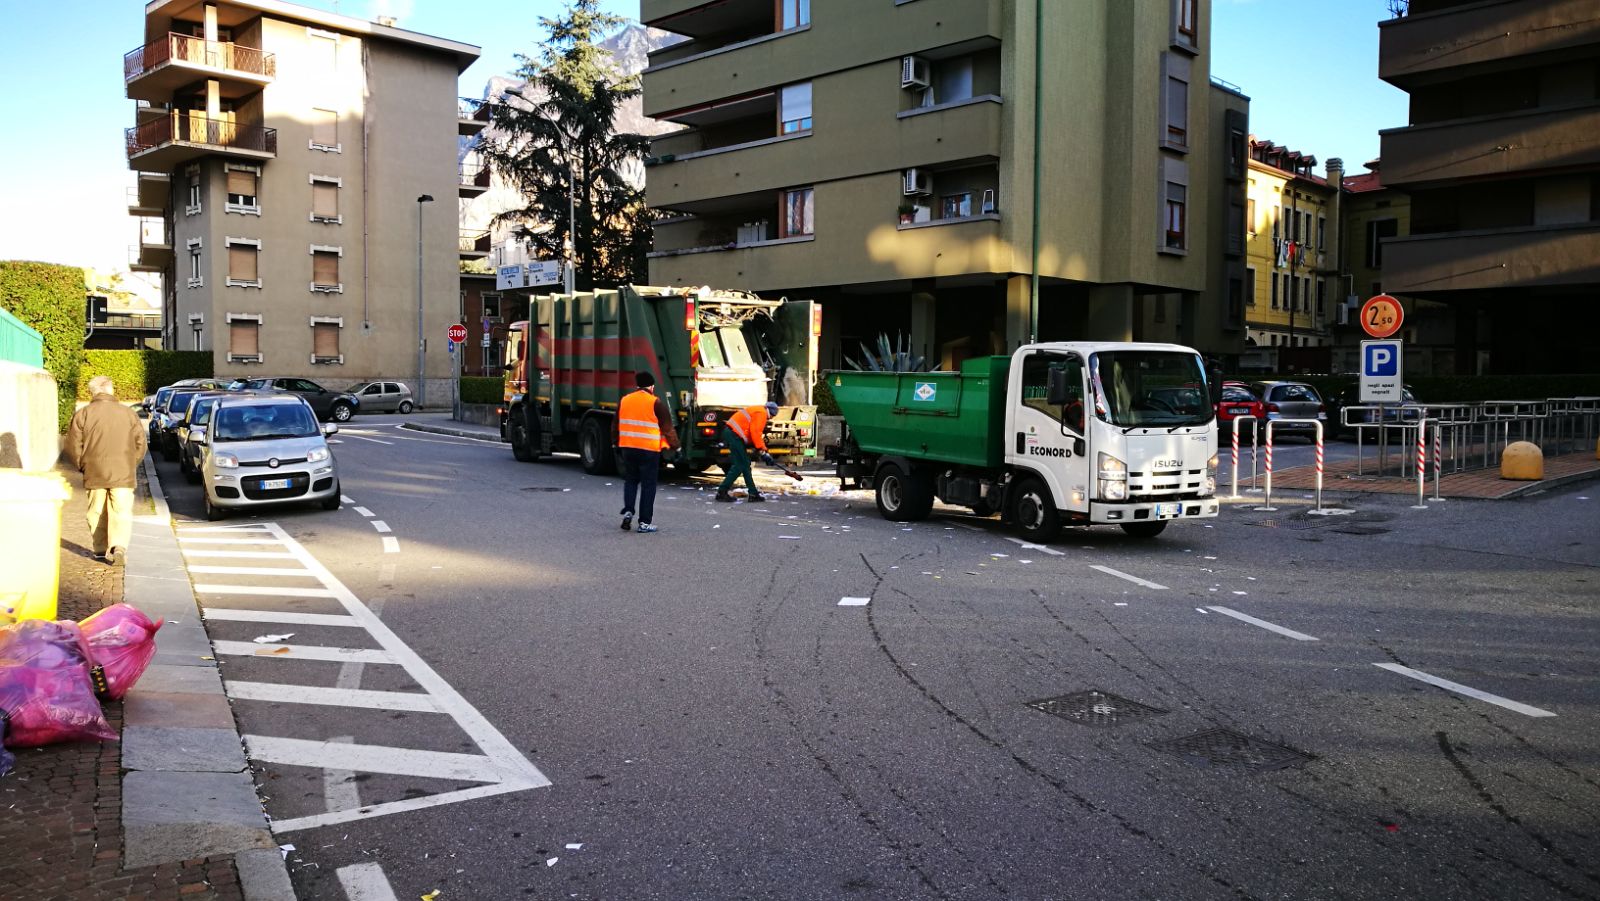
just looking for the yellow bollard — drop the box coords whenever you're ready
[0,471,70,622]
[1500,441,1544,481]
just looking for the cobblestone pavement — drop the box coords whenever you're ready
[0,464,243,901]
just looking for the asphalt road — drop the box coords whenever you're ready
[150,413,1600,901]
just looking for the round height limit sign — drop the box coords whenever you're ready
[1360,294,1404,339]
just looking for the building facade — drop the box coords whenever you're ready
[1377,0,1600,374]
[1240,139,1341,370]
[640,0,1235,368]
[124,0,479,403]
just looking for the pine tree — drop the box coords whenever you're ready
[478,0,652,290]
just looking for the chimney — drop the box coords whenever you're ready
[1325,157,1344,183]
[375,15,397,26]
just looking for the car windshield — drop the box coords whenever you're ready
[212,403,320,442]
[347,383,370,393]
[154,387,175,407]
[1090,351,1214,428]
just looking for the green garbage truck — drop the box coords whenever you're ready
[500,285,819,475]
[827,342,1223,540]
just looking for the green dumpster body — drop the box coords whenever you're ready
[828,356,1010,469]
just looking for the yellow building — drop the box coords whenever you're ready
[1242,139,1341,363]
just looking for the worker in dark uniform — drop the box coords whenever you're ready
[613,371,680,533]
[716,401,779,503]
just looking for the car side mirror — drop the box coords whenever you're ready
[193,432,207,446]
[1045,368,1070,406]
[137,407,149,419]
[323,423,338,435]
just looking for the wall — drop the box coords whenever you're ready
[0,361,59,470]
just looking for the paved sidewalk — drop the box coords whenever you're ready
[1264,448,1600,499]
[0,458,294,901]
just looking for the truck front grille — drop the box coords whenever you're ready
[1128,468,1205,498]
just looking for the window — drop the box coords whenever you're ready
[1290,276,1300,312]
[309,29,336,71]
[779,0,809,30]
[1367,218,1398,268]
[1176,0,1197,43]
[310,108,339,151]
[225,237,260,287]
[1270,273,1279,309]
[225,166,259,215]
[1247,198,1256,235]
[1166,75,1188,148]
[941,192,972,220]
[227,314,261,363]
[482,293,501,319]
[1271,206,1280,239]
[310,246,341,292]
[781,187,814,237]
[1245,268,1256,307]
[185,167,202,216]
[780,82,812,134]
[1316,279,1326,315]
[1317,215,1327,250]
[933,56,974,105]
[187,238,203,288]
[1164,183,1186,250]
[1020,351,1084,433]
[311,317,342,364]
[311,176,340,223]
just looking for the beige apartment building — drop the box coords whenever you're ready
[1377,0,1600,374]
[125,0,479,403]
[640,0,1241,369]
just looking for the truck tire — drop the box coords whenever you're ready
[1010,477,1060,543]
[510,407,538,462]
[875,462,933,522]
[580,416,617,476]
[1120,521,1168,539]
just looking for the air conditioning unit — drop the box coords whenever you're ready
[903,168,932,196]
[901,56,930,89]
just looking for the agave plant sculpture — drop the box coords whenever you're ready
[845,333,935,372]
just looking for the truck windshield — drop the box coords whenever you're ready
[1090,351,1214,429]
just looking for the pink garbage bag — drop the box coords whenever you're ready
[80,604,164,701]
[0,620,116,753]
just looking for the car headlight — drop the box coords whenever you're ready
[307,447,330,463]
[213,453,239,469]
[1097,452,1127,501]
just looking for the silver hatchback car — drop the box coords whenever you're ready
[199,394,341,520]
[346,380,414,413]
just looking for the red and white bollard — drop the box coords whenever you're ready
[1259,422,1277,510]
[1412,420,1429,509]
[1313,423,1325,512]
[1430,421,1445,502]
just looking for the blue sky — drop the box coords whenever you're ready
[0,0,1404,283]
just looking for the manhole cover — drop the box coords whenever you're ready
[1026,690,1166,728]
[521,486,566,492]
[1332,525,1390,535]
[1149,728,1314,771]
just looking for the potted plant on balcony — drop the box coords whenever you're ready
[898,203,917,226]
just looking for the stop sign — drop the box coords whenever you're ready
[446,323,468,343]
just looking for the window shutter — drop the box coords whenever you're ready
[227,169,256,196]
[313,322,340,357]
[312,251,339,286]
[312,109,337,146]
[228,244,258,281]
[312,182,338,217]
[230,321,259,355]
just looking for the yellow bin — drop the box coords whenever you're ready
[0,470,71,623]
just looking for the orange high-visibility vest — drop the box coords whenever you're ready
[618,390,664,451]
[725,406,770,452]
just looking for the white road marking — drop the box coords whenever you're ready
[178,537,285,545]
[324,736,363,827]
[1004,537,1065,556]
[394,424,504,444]
[1206,606,1320,642]
[1373,663,1556,718]
[244,735,511,783]
[341,495,355,504]
[202,609,361,627]
[370,521,391,533]
[335,862,399,901]
[186,565,318,577]
[181,524,274,533]
[342,434,395,445]
[838,597,870,606]
[194,584,337,598]
[180,550,299,560]
[353,506,375,518]
[265,782,536,835]
[381,537,399,554]
[225,681,439,712]
[212,641,397,664]
[1088,565,1169,590]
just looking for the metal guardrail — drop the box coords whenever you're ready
[125,33,276,81]
[1341,398,1600,482]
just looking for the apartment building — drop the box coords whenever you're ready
[124,0,479,403]
[1377,0,1600,374]
[640,0,1231,369]
[1240,139,1340,367]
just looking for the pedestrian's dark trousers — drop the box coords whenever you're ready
[718,424,758,494]
[621,447,660,523]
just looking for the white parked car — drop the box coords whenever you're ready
[198,394,341,520]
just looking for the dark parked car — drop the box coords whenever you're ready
[153,388,208,461]
[230,377,360,422]
[1215,382,1264,438]
[1248,381,1327,442]
[1326,385,1421,439]
[144,385,177,438]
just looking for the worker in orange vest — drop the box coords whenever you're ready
[716,401,779,503]
[612,371,680,533]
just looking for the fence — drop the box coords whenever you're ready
[1340,398,1600,480]
[0,306,44,369]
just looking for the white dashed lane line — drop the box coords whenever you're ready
[370,520,391,534]
[1205,606,1319,642]
[381,537,399,554]
[342,496,398,553]
[353,506,375,518]
[1089,564,1169,591]
[1374,663,1556,718]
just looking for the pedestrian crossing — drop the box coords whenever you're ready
[177,522,550,834]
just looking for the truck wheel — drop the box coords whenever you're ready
[580,417,616,475]
[1120,521,1168,539]
[1010,477,1060,543]
[875,463,932,522]
[510,408,538,462]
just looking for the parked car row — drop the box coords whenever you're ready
[1212,380,1423,442]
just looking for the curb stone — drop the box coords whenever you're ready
[401,421,502,441]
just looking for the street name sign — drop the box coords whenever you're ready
[1360,339,1403,403]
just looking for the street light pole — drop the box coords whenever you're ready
[565,160,577,296]
[416,193,434,408]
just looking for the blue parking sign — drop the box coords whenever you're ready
[1359,339,1403,402]
[1364,343,1398,377]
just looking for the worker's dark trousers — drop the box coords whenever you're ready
[621,448,660,523]
[718,425,758,494]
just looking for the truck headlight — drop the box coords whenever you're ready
[213,453,239,469]
[1202,454,1218,496]
[307,447,330,463]
[1098,452,1127,501]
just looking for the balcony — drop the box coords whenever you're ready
[1380,0,1600,87]
[127,172,170,216]
[1384,221,1600,294]
[129,218,171,273]
[126,111,276,171]
[459,99,489,137]
[458,162,491,198]
[1380,102,1600,188]
[124,33,275,103]
[459,229,490,260]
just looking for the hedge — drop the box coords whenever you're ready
[460,376,504,405]
[0,261,85,430]
[78,350,213,401]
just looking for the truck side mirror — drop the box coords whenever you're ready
[1207,365,1224,405]
[1046,367,1070,406]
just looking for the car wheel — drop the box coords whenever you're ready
[1010,477,1060,543]
[204,493,227,522]
[398,400,413,414]
[1120,521,1168,539]
[579,417,616,476]
[330,402,354,423]
[320,484,341,511]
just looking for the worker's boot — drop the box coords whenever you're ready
[714,491,735,502]
[745,492,767,503]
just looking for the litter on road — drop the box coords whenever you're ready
[839,597,870,606]
[252,633,294,643]
[565,843,584,850]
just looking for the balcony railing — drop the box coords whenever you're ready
[458,163,491,189]
[125,33,276,81]
[126,112,277,159]
[459,229,490,256]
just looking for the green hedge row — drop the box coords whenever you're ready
[0,261,85,430]
[460,376,504,406]
[78,350,214,401]
[1232,374,1600,404]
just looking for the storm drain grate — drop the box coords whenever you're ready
[1332,525,1390,536]
[521,486,567,492]
[1148,728,1314,771]
[1026,690,1166,728]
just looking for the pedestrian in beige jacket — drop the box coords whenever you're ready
[66,376,146,566]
